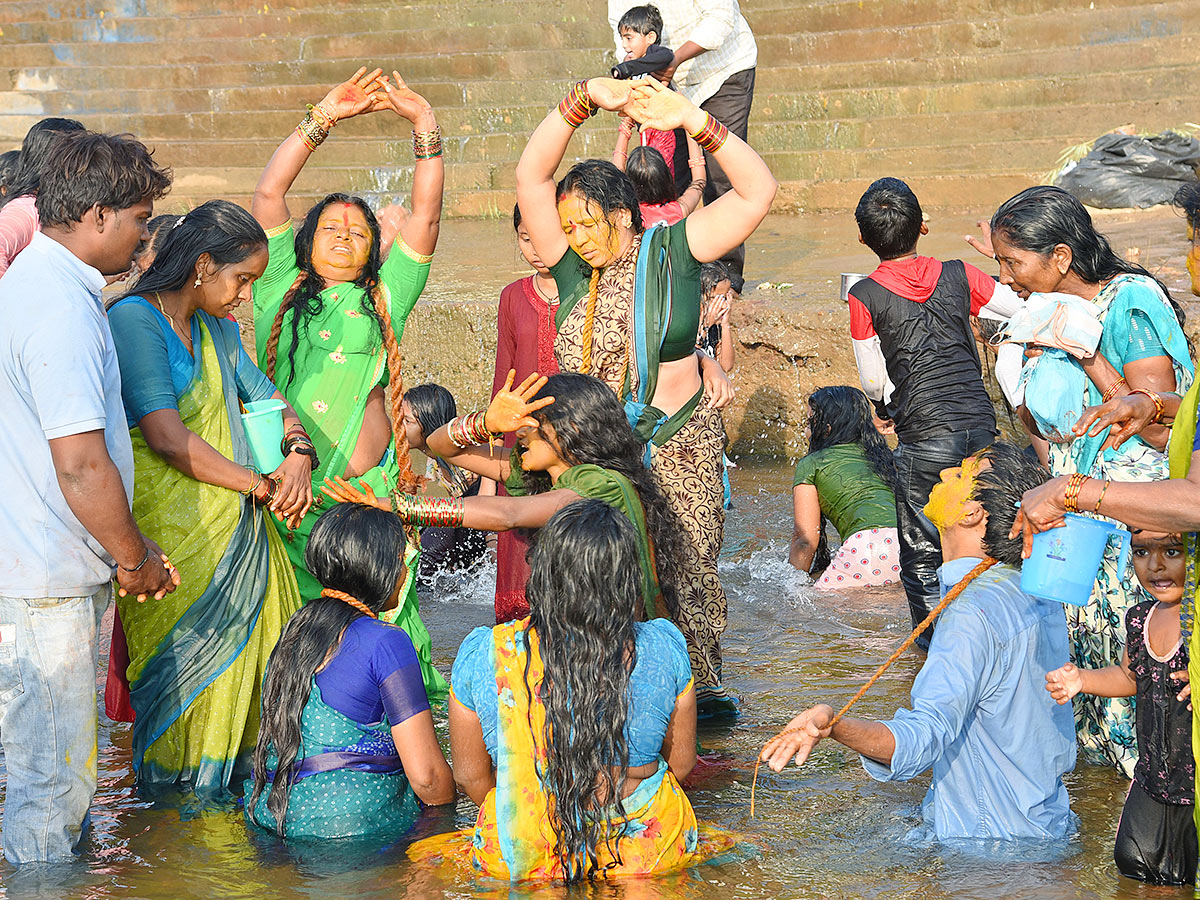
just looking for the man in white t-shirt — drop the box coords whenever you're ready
[0,130,177,865]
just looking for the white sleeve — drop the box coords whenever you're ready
[977,282,1023,321]
[852,335,895,404]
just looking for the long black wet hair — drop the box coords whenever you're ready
[248,503,410,836]
[990,185,1187,332]
[626,145,678,206]
[404,383,457,438]
[520,373,688,618]
[804,385,896,572]
[115,200,266,303]
[524,499,641,881]
[262,192,420,493]
[0,117,85,209]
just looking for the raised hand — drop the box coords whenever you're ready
[318,67,385,123]
[374,71,434,124]
[1045,663,1084,704]
[626,77,698,132]
[964,220,995,260]
[485,370,555,434]
[321,476,389,511]
[759,704,835,772]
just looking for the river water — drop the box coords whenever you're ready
[1,207,1193,898]
[0,457,1160,900]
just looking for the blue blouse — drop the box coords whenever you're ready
[316,617,431,727]
[451,618,693,766]
[108,296,277,427]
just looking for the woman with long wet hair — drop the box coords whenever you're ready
[789,386,899,589]
[106,199,306,792]
[246,503,453,839]
[250,66,446,702]
[325,371,691,625]
[409,499,704,881]
[989,184,1193,776]
[514,76,776,716]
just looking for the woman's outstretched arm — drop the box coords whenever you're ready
[251,67,385,229]
[789,484,821,571]
[376,72,444,258]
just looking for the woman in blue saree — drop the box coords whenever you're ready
[990,185,1194,776]
[107,201,307,792]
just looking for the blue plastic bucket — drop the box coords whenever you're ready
[240,399,287,473]
[1020,512,1130,606]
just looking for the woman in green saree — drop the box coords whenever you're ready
[325,372,691,623]
[107,200,307,792]
[251,67,446,702]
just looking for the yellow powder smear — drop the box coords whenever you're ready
[923,456,982,533]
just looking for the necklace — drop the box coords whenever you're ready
[155,292,193,352]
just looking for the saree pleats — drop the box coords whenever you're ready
[650,404,732,714]
[121,319,301,792]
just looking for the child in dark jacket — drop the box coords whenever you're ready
[848,177,1021,645]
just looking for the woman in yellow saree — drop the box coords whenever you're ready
[107,201,305,792]
[410,500,734,882]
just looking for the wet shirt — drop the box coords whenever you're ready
[451,618,693,767]
[861,559,1077,840]
[1126,599,1193,804]
[792,444,897,538]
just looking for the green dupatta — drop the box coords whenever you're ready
[505,454,664,618]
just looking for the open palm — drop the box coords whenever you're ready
[318,67,385,122]
[485,371,554,434]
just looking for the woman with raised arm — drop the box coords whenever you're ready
[324,371,692,626]
[106,200,305,792]
[514,75,776,716]
[250,67,446,702]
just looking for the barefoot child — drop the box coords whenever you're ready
[1046,530,1195,885]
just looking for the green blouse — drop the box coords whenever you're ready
[793,444,897,539]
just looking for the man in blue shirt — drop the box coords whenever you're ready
[761,442,1076,841]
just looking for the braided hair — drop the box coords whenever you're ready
[263,193,419,492]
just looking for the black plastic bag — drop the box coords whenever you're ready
[1055,131,1200,208]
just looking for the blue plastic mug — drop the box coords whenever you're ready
[1020,512,1130,606]
[241,399,287,473]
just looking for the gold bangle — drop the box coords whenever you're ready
[1093,480,1111,513]
[1101,376,1128,403]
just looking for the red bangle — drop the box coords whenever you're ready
[689,112,728,153]
[557,80,597,128]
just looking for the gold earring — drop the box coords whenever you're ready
[193,276,202,288]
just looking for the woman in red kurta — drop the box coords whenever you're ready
[490,205,560,622]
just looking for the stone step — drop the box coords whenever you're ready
[7,58,1188,132]
[4,0,1190,72]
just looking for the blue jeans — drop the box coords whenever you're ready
[0,587,110,864]
[893,429,994,649]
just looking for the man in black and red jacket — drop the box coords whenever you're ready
[847,177,1021,648]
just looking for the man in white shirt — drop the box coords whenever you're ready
[0,130,177,864]
[609,0,758,292]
